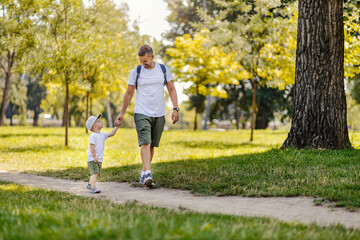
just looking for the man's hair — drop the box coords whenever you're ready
[138,44,153,56]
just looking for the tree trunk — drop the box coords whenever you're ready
[282,0,351,149]
[33,106,39,126]
[90,97,93,115]
[194,107,198,131]
[86,90,89,133]
[106,98,113,128]
[0,50,15,126]
[236,107,242,130]
[250,77,257,141]
[203,93,211,130]
[9,102,13,126]
[65,81,69,146]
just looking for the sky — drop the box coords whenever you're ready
[116,0,171,41]
[116,0,189,103]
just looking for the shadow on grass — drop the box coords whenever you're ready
[1,144,76,153]
[172,140,280,149]
[0,132,87,138]
[0,133,65,138]
[26,148,360,209]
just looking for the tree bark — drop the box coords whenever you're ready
[86,90,89,134]
[194,106,198,131]
[250,77,257,141]
[203,90,211,130]
[65,81,69,146]
[106,98,113,128]
[236,107,242,130]
[0,50,15,126]
[33,106,39,126]
[282,0,351,149]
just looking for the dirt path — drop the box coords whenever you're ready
[1,170,359,229]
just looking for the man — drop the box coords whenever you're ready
[114,44,179,187]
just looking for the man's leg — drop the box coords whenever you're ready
[141,143,152,171]
[150,146,154,163]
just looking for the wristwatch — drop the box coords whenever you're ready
[173,107,180,111]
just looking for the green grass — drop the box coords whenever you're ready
[1,182,360,240]
[1,126,360,209]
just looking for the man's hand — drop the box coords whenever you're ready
[94,156,99,163]
[172,110,179,124]
[114,113,124,127]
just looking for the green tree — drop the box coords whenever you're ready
[199,0,297,140]
[167,29,246,130]
[0,0,37,125]
[40,0,88,145]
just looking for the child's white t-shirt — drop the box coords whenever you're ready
[87,132,110,162]
[128,63,174,117]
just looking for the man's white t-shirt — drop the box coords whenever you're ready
[128,63,174,117]
[87,132,110,162]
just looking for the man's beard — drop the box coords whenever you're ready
[144,62,153,69]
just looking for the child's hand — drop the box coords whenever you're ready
[94,156,99,163]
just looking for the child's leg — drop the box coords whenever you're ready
[89,173,99,187]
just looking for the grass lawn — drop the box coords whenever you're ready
[1,182,360,240]
[1,126,360,209]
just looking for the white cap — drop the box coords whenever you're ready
[86,114,101,131]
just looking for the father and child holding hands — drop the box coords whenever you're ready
[85,44,179,193]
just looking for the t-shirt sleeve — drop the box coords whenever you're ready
[89,134,96,145]
[128,68,137,85]
[165,65,174,82]
[102,132,110,140]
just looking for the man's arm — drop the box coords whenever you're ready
[166,80,179,124]
[108,126,118,137]
[114,85,136,126]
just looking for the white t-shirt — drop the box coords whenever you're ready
[128,63,174,117]
[87,132,110,162]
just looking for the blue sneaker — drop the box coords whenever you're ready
[139,174,145,184]
[86,183,91,190]
[144,173,154,187]
[90,187,101,194]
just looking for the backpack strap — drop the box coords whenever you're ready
[136,64,168,90]
[160,64,168,86]
[135,64,142,90]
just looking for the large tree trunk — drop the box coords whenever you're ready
[282,0,351,149]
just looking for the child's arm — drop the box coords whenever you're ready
[90,144,99,162]
[108,126,119,138]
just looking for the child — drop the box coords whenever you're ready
[85,114,118,194]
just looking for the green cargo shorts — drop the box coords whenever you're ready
[88,161,102,177]
[134,113,165,147]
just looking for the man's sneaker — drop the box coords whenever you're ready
[139,174,145,184]
[144,173,154,187]
[86,183,91,190]
[89,187,101,194]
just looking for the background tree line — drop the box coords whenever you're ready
[1,0,360,147]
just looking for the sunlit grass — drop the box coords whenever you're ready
[1,126,360,209]
[1,182,360,240]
